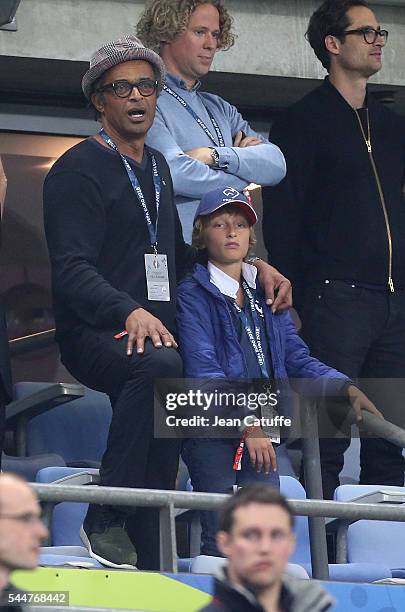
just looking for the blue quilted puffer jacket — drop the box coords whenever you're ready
[176,264,349,410]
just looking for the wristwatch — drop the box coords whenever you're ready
[209,147,220,169]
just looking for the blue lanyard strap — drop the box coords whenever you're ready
[163,85,225,147]
[233,281,270,379]
[99,129,161,250]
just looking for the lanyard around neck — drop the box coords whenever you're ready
[163,84,225,147]
[99,129,161,251]
[233,280,270,379]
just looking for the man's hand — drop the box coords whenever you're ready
[184,147,214,165]
[253,260,292,313]
[233,131,262,148]
[246,427,277,474]
[347,384,384,422]
[125,308,178,356]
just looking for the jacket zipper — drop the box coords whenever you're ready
[354,109,395,292]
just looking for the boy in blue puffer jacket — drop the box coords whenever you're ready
[176,186,382,557]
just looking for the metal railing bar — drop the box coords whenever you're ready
[31,483,405,522]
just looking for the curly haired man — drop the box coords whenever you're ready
[137,1,287,244]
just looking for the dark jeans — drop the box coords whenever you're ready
[60,326,182,569]
[300,280,405,500]
[182,438,280,556]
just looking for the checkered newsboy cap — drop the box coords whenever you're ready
[82,35,166,100]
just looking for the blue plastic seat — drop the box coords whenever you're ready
[189,555,310,579]
[36,466,104,568]
[15,382,111,467]
[335,484,405,578]
[178,475,391,581]
[280,476,391,582]
[1,452,65,480]
[37,466,99,547]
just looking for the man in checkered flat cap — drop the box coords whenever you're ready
[43,35,194,570]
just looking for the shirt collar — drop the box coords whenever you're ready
[323,76,370,110]
[208,262,257,299]
[166,72,201,92]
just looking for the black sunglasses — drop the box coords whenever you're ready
[96,78,158,98]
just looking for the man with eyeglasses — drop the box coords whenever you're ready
[262,0,405,500]
[44,35,187,571]
[199,485,333,612]
[0,473,48,610]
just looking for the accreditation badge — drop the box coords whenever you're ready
[144,254,170,301]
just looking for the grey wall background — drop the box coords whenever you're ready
[0,0,404,84]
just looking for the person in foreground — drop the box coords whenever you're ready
[199,485,334,612]
[176,186,382,556]
[0,473,48,611]
[43,36,292,570]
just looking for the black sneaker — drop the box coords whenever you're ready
[80,504,137,569]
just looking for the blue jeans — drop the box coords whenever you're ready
[182,438,280,556]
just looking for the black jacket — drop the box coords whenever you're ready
[262,78,405,310]
[43,138,195,338]
[199,568,334,612]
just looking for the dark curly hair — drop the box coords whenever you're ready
[306,0,370,70]
[137,0,235,54]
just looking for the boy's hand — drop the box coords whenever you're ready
[245,427,277,474]
[347,384,384,422]
[252,260,292,313]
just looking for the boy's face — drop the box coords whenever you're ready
[201,207,251,266]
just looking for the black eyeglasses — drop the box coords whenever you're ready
[0,512,44,524]
[341,27,388,45]
[96,78,158,98]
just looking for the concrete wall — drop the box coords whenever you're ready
[0,0,404,86]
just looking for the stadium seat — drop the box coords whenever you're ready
[37,466,99,547]
[334,484,405,578]
[2,381,86,478]
[39,548,103,568]
[1,452,66,480]
[14,382,111,467]
[280,476,391,582]
[178,475,391,581]
[36,467,103,568]
[190,555,310,579]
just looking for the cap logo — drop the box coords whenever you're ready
[222,187,240,199]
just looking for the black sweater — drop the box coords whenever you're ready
[262,78,405,309]
[43,138,195,337]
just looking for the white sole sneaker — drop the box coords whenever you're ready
[80,525,137,570]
